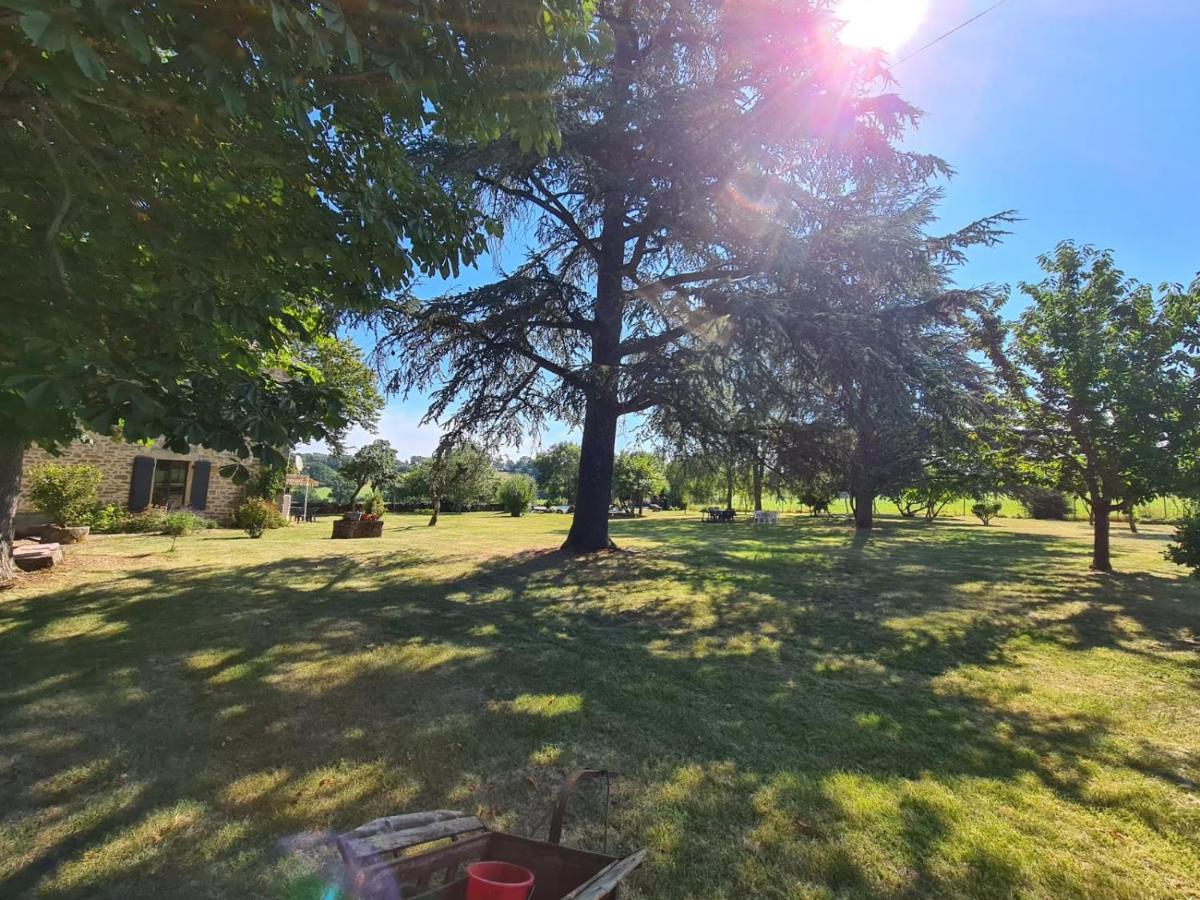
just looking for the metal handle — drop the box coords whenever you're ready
[548,769,617,850]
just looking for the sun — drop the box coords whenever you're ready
[837,0,931,54]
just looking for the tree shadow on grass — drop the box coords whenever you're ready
[1,518,1198,898]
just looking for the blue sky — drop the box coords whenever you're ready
[330,0,1200,460]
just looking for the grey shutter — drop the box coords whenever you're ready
[129,456,155,511]
[189,461,211,511]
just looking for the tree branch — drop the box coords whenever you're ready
[476,173,601,261]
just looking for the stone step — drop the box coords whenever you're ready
[14,543,65,571]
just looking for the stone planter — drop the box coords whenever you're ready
[332,519,384,539]
[43,525,90,544]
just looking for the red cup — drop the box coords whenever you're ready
[465,861,535,900]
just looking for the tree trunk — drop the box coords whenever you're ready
[0,434,25,585]
[562,396,619,551]
[561,7,632,553]
[853,483,874,530]
[1127,509,1138,533]
[1091,499,1112,572]
[724,464,734,509]
[752,458,764,512]
[427,492,440,527]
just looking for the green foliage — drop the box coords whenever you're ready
[972,501,1003,526]
[396,444,497,512]
[233,498,287,539]
[0,0,589,531]
[362,493,386,518]
[798,489,834,516]
[497,475,536,517]
[984,242,1200,567]
[531,443,581,503]
[300,338,386,453]
[339,440,401,504]
[1021,489,1071,520]
[1165,505,1200,577]
[250,465,287,501]
[26,463,102,526]
[612,451,667,516]
[161,510,200,550]
[87,505,214,535]
[302,453,359,505]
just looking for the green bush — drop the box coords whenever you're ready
[27,463,103,526]
[88,505,214,535]
[972,500,1003,525]
[1166,505,1200,577]
[1021,489,1070,520]
[233,498,287,538]
[162,511,200,550]
[498,475,535,517]
[363,492,386,517]
[87,503,133,534]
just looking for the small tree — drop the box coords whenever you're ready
[984,243,1200,570]
[531,444,581,504]
[612,451,667,517]
[339,440,401,505]
[27,463,102,527]
[1165,504,1200,577]
[161,511,199,551]
[498,476,536,517]
[971,501,1003,526]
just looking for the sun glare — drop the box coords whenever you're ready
[837,0,931,54]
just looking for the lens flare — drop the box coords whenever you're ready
[837,0,931,53]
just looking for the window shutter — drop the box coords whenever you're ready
[189,461,211,511]
[129,456,155,511]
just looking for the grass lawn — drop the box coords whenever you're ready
[2,512,1198,899]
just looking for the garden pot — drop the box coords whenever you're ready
[343,511,364,522]
[43,525,90,544]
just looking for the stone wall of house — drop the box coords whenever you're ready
[18,435,251,525]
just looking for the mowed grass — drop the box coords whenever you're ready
[1,512,1198,899]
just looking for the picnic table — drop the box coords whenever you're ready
[701,507,737,523]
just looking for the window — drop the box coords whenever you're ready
[151,460,189,508]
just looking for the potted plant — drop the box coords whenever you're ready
[27,463,102,544]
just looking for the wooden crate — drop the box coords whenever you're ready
[338,810,645,900]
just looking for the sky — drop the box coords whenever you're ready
[323,0,1200,461]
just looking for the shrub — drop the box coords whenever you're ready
[162,511,200,550]
[1166,505,1200,577]
[87,503,134,534]
[799,490,832,516]
[27,463,103,526]
[498,475,535,517]
[1021,489,1070,520]
[972,501,1003,525]
[233,498,286,538]
[87,505,214,534]
[363,492,386,517]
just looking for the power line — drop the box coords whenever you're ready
[895,0,1016,65]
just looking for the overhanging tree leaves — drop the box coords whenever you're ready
[380,0,947,552]
[0,0,587,580]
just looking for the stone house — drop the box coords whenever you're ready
[18,434,251,529]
